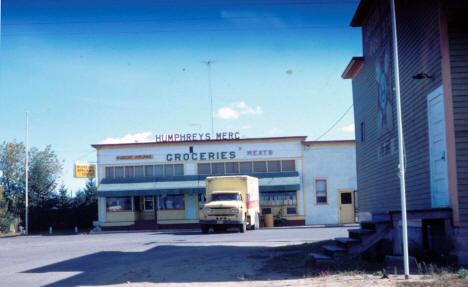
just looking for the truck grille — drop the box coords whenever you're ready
[210,208,232,216]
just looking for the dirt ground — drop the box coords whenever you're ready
[106,275,430,287]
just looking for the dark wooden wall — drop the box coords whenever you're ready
[352,0,443,214]
[448,14,468,221]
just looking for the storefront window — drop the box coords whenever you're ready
[155,165,164,176]
[260,191,296,206]
[197,163,210,174]
[174,164,184,176]
[211,163,224,174]
[164,165,173,176]
[281,160,295,171]
[144,196,154,210]
[125,166,134,177]
[135,166,144,177]
[267,161,281,172]
[105,167,114,178]
[253,161,267,172]
[158,194,185,210]
[239,161,252,173]
[115,167,124,178]
[145,165,154,176]
[225,162,239,174]
[106,197,132,211]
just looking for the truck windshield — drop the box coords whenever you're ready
[211,193,241,201]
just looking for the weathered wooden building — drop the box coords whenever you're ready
[342,0,468,263]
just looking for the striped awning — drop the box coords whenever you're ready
[97,172,301,197]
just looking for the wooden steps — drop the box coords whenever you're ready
[309,216,391,262]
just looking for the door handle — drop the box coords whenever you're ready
[441,151,446,160]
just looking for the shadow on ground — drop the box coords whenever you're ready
[23,244,288,286]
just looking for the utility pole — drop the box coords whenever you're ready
[25,112,29,235]
[390,0,410,279]
[203,60,215,135]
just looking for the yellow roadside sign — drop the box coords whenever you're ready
[74,163,96,178]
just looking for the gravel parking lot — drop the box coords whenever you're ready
[0,227,351,286]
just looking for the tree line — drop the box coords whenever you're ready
[0,141,97,233]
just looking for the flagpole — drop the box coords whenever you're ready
[390,0,410,279]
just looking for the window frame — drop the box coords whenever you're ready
[105,166,114,178]
[315,178,328,205]
[158,194,185,210]
[106,196,132,212]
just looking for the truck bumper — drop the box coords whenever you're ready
[199,219,244,225]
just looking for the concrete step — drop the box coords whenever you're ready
[348,228,374,239]
[335,237,361,248]
[322,244,346,256]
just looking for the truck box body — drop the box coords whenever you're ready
[200,175,260,233]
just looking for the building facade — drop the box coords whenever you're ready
[342,0,468,262]
[92,136,357,230]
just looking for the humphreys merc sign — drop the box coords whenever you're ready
[166,151,236,162]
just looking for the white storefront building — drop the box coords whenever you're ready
[93,135,356,229]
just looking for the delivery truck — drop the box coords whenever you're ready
[200,175,260,233]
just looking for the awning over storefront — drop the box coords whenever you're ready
[97,172,301,197]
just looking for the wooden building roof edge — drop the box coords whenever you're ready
[342,56,365,79]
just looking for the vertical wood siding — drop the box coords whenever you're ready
[449,17,468,221]
[352,0,443,213]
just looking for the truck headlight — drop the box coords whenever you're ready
[203,209,212,215]
[231,208,239,214]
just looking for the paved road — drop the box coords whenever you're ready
[0,227,349,286]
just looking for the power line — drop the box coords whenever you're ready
[314,104,353,141]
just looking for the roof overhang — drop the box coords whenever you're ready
[350,0,373,27]
[97,172,301,197]
[342,57,365,79]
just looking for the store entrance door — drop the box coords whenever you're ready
[186,194,197,220]
[339,190,355,224]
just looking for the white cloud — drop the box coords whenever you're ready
[101,132,153,144]
[340,124,355,132]
[241,125,252,130]
[216,107,240,120]
[215,101,263,120]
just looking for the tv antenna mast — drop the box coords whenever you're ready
[203,60,215,135]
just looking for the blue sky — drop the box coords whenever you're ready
[1,0,362,194]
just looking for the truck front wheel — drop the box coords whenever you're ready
[201,224,209,234]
